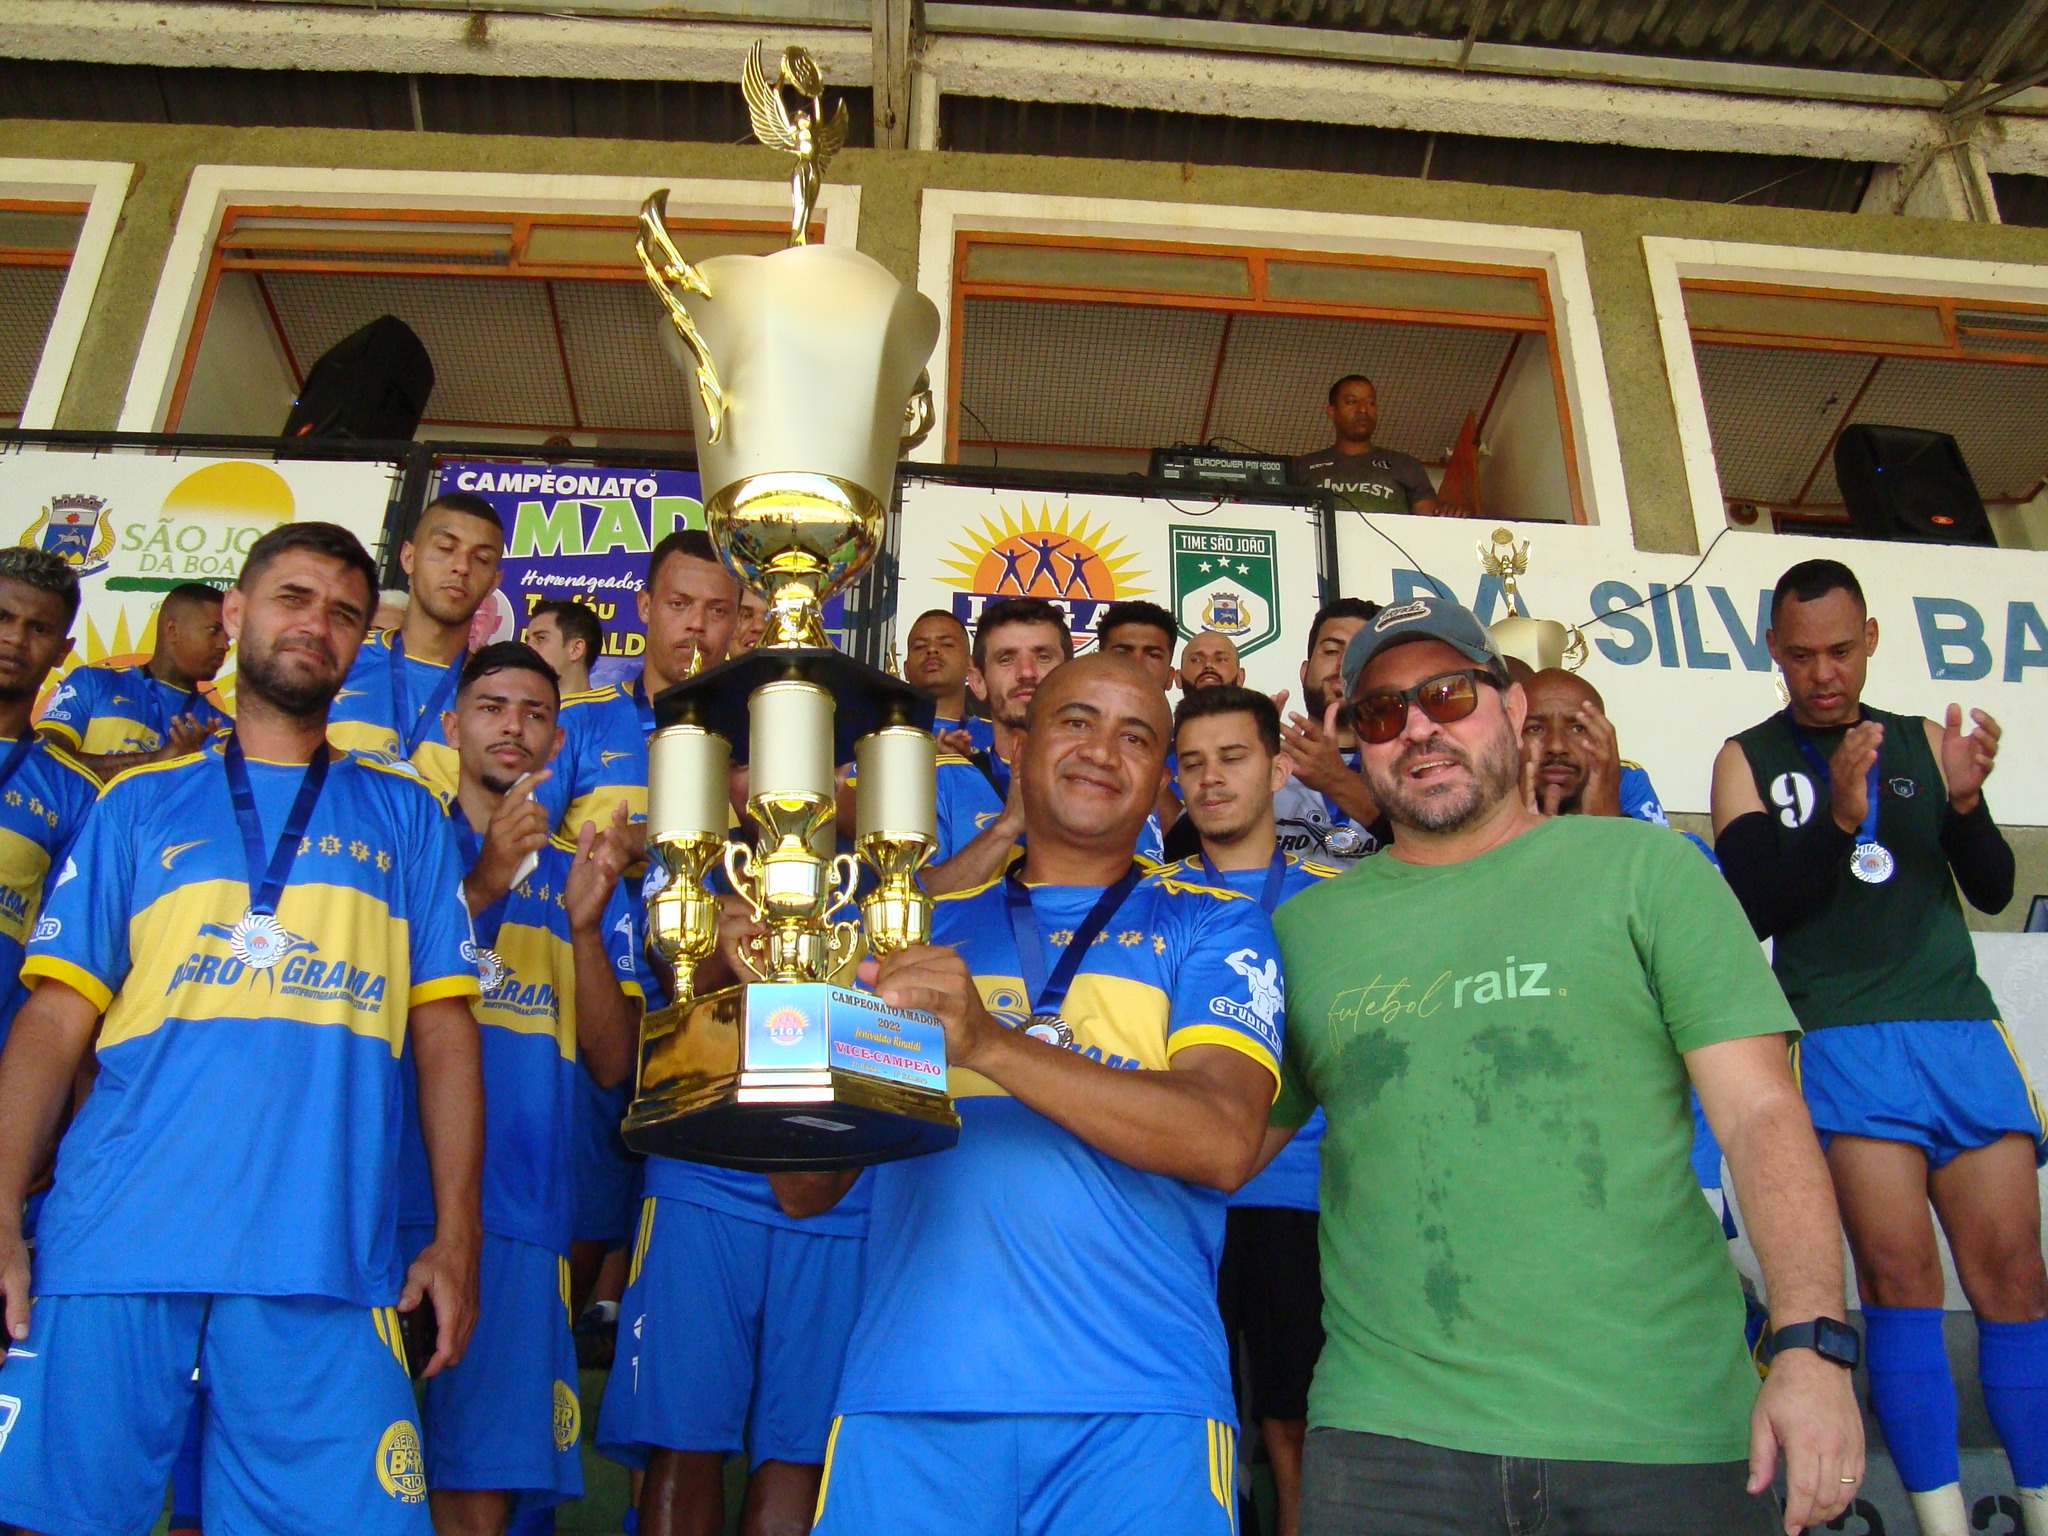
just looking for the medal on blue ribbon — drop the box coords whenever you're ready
[223,735,331,970]
[1786,712,1892,886]
[1004,862,1144,1045]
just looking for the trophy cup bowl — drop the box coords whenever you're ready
[625,170,958,1172]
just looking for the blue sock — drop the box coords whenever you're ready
[1980,1317,2048,1488]
[169,1396,205,1527]
[623,1508,639,1536]
[1865,1305,1961,1492]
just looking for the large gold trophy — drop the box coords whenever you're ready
[1478,527,1588,674]
[624,41,957,1170]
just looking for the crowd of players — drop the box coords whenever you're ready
[0,486,2036,1536]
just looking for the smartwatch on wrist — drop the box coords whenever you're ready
[1769,1317,1860,1369]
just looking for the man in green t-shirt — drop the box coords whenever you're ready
[1266,594,1863,1536]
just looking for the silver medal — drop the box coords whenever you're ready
[229,912,292,970]
[1851,841,1895,885]
[476,947,507,991]
[1327,824,1366,857]
[1024,1013,1073,1048]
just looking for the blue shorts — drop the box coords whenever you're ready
[401,1228,583,1508]
[0,1292,429,1536]
[596,1194,862,1469]
[572,1080,642,1248]
[1795,1018,2048,1170]
[812,1412,1241,1536]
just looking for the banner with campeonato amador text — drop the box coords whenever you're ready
[437,460,852,689]
[0,448,401,716]
[1334,515,2048,826]
[892,479,1330,706]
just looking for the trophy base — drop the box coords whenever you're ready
[652,647,933,765]
[622,980,961,1172]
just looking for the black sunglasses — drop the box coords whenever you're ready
[1347,668,1504,745]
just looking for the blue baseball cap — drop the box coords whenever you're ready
[1339,594,1505,698]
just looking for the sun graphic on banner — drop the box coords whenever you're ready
[936,502,1150,608]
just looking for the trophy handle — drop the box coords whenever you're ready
[636,191,728,443]
[827,918,863,981]
[723,840,765,924]
[824,852,861,922]
[1561,624,1590,673]
[900,371,935,451]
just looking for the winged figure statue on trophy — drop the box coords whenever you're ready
[743,40,849,247]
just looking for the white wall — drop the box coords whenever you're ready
[1477,333,1573,525]
[175,271,297,435]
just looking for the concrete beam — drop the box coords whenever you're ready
[872,0,919,150]
[1860,137,2002,221]
[919,33,2048,177]
[0,0,871,83]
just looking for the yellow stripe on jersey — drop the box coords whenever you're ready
[558,1255,574,1323]
[1788,1039,1803,1092]
[411,974,484,1009]
[628,1197,656,1286]
[1168,1023,1282,1095]
[21,953,113,1013]
[56,876,464,1055]
[814,1417,843,1525]
[0,823,56,948]
[35,718,82,749]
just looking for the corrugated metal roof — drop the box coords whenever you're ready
[962,0,2048,84]
[0,60,877,143]
[942,96,1875,208]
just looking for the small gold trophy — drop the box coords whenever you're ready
[623,41,957,1170]
[1478,527,1588,674]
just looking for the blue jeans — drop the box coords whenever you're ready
[1300,1428,1781,1536]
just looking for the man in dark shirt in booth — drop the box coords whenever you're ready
[1291,375,1445,517]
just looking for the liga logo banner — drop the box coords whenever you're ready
[1333,516,2048,825]
[0,449,399,715]
[896,480,1325,702]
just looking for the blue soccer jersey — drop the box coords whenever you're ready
[1162,851,1337,1213]
[1620,762,1667,826]
[832,865,1285,1421]
[934,755,1006,865]
[38,662,231,757]
[536,685,648,841]
[0,738,98,1045]
[21,740,480,1304]
[932,715,995,754]
[399,824,645,1255]
[326,631,462,799]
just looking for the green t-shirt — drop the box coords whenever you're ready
[1271,815,1798,1464]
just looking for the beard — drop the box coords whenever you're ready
[1364,727,1520,834]
[237,637,344,718]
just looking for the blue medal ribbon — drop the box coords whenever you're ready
[1784,711,1888,880]
[223,735,330,918]
[1200,846,1288,915]
[1003,862,1144,1024]
[451,819,511,952]
[390,636,461,758]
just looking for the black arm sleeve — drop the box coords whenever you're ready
[1940,798,2015,915]
[1714,810,1854,939]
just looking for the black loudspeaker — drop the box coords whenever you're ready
[282,315,435,441]
[1833,425,1993,546]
